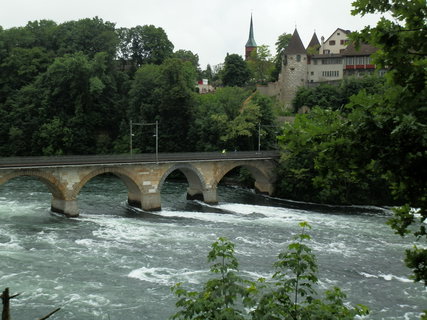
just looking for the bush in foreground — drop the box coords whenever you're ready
[171,222,368,319]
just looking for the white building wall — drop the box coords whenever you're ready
[307,57,343,83]
[320,29,349,54]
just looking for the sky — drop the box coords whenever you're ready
[0,0,386,69]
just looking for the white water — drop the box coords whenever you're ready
[0,175,425,319]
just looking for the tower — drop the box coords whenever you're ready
[245,14,257,60]
[278,28,307,110]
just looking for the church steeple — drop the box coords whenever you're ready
[245,14,257,60]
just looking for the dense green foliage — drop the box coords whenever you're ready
[277,0,426,287]
[276,106,395,205]
[292,75,386,112]
[351,0,427,286]
[171,222,368,319]
[271,32,292,81]
[190,88,277,152]
[247,45,275,85]
[0,19,276,156]
[221,54,252,87]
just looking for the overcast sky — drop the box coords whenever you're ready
[0,0,385,69]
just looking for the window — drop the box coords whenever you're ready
[355,56,367,64]
[346,57,354,65]
[321,58,342,65]
[323,49,330,54]
[340,39,349,45]
[296,55,301,62]
[329,40,336,45]
[310,71,314,75]
[313,59,318,65]
[322,70,340,77]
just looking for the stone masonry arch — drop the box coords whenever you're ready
[157,163,208,201]
[0,169,65,199]
[0,169,68,215]
[74,167,143,209]
[214,160,276,195]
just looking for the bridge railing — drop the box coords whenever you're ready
[0,151,280,168]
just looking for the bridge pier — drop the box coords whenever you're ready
[141,192,161,211]
[127,191,143,209]
[202,188,218,204]
[51,198,79,217]
[186,187,204,201]
[254,181,275,195]
[186,187,218,204]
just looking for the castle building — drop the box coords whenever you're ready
[257,27,381,110]
[245,14,257,60]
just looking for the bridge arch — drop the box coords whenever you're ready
[158,163,208,201]
[214,161,275,195]
[73,167,143,209]
[0,170,66,200]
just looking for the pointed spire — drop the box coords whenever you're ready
[307,31,321,54]
[245,14,257,48]
[307,32,320,49]
[284,29,306,55]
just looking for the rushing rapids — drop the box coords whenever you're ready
[0,175,425,319]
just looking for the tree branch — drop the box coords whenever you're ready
[37,307,61,320]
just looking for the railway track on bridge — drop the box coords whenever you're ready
[0,151,280,169]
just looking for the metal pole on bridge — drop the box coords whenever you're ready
[155,120,159,164]
[130,120,133,157]
[130,120,158,164]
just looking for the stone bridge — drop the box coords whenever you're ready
[0,152,279,217]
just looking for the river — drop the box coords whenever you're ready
[0,175,425,319]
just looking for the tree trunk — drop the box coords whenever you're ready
[1,288,11,320]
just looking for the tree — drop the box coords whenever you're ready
[292,84,343,113]
[292,75,386,113]
[173,49,200,70]
[0,47,53,104]
[117,25,174,69]
[190,89,276,152]
[351,0,427,284]
[271,33,292,81]
[190,87,252,151]
[247,45,275,84]
[157,58,197,152]
[129,58,196,152]
[171,237,252,319]
[54,17,118,59]
[276,106,394,205]
[221,54,251,87]
[201,64,213,84]
[1,51,125,156]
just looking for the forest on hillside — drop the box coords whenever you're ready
[0,18,278,156]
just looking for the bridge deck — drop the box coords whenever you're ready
[0,151,280,169]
